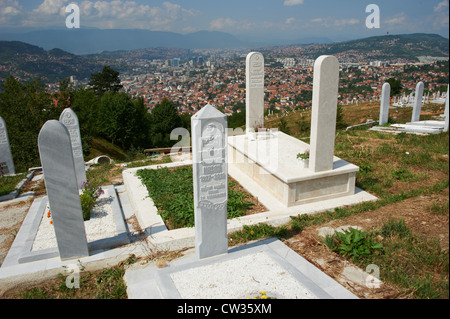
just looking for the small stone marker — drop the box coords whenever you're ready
[411,82,424,122]
[0,116,15,176]
[38,120,89,261]
[246,52,265,132]
[444,85,449,132]
[379,83,391,125]
[191,104,228,259]
[59,108,87,189]
[309,55,340,173]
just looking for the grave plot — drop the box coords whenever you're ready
[135,165,264,230]
[228,54,368,208]
[370,83,449,135]
[1,116,129,267]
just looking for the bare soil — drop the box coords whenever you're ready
[284,187,449,299]
[0,198,33,266]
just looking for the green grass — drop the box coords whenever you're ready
[228,223,289,245]
[15,265,127,299]
[321,218,449,299]
[0,173,25,196]
[369,220,448,299]
[429,200,449,216]
[136,165,255,229]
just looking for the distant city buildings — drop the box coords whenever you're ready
[115,49,448,116]
[5,46,447,117]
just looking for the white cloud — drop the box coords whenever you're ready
[310,17,359,28]
[434,0,449,12]
[285,17,295,24]
[210,17,236,30]
[284,0,304,6]
[334,18,359,26]
[384,12,407,25]
[0,0,200,30]
[32,0,67,15]
[0,0,22,25]
[0,0,20,15]
[432,0,449,29]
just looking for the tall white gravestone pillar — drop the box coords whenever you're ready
[0,116,15,176]
[379,83,391,125]
[246,52,265,133]
[411,82,424,122]
[191,104,228,260]
[444,85,449,132]
[309,55,340,173]
[38,120,89,261]
[59,108,87,189]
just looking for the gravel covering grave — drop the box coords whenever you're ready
[32,188,117,251]
[170,251,317,299]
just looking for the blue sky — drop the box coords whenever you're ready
[1,0,449,41]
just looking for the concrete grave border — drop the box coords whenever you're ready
[124,238,358,299]
[122,158,378,254]
[0,171,35,202]
[2,185,129,266]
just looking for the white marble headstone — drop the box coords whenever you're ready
[246,52,265,132]
[444,85,449,133]
[379,83,391,125]
[38,120,89,261]
[0,116,15,176]
[309,55,340,173]
[411,82,424,122]
[59,108,87,189]
[191,104,228,260]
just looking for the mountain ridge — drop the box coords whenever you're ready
[0,32,448,83]
[0,29,246,54]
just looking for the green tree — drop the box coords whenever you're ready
[150,98,181,147]
[89,66,123,96]
[72,87,101,138]
[336,104,347,130]
[228,109,246,129]
[96,92,150,149]
[0,76,57,171]
[386,78,403,96]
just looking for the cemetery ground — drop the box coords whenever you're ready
[0,101,448,299]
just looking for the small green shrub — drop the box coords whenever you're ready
[79,181,104,221]
[327,228,383,262]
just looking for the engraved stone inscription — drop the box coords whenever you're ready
[249,54,264,89]
[198,121,227,208]
[59,108,86,188]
